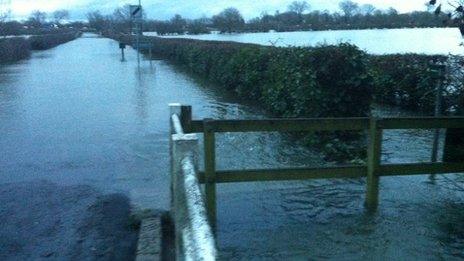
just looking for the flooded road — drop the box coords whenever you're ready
[1,34,464,260]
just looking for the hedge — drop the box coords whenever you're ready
[115,35,374,119]
[28,32,81,50]
[0,32,81,64]
[0,37,30,63]
[140,36,464,116]
[109,34,374,161]
[369,54,450,113]
[109,34,464,160]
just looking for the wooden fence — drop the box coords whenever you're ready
[173,104,464,230]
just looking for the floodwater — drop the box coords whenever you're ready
[156,27,464,55]
[1,34,464,260]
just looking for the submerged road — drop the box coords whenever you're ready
[1,34,464,259]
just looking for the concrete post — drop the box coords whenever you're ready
[169,103,182,215]
[171,133,200,261]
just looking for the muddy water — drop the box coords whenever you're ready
[0,34,463,260]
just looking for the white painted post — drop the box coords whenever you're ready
[172,133,199,260]
[169,103,183,229]
[169,104,216,260]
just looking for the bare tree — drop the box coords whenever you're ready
[112,5,131,22]
[0,2,10,36]
[339,0,359,17]
[113,5,138,34]
[53,9,69,25]
[86,11,107,32]
[428,0,464,35]
[0,11,10,37]
[0,7,9,23]
[288,1,310,15]
[386,7,398,15]
[212,8,245,33]
[360,4,376,16]
[170,14,187,34]
[28,10,47,27]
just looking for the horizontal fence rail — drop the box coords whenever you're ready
[379,162,464,176]
[189,117,464,132]
[171,104,464,249]
[378,117,464,129]
[199,166,367,183]
[190,118,369,133]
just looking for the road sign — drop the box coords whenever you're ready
[119,42,126,49]
[130,2,144,66]
[130,5,142,20]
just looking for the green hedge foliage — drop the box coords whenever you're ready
[0,37,30,63]
[111,34,374,161]
[0,32,80,64]
[28,32,81,50]
[120,35,374,119]
[369,54,449,113]
[110,34,464,160]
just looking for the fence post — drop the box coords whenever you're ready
[180,105,192,133]
[170,104,182,210]
[204,119,217,229]
[169,104,192,221]
[366,117,382,211]
[444,128,464,163]
[431,64,445,162]
[171,133,200,260]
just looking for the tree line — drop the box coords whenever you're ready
[2,0,461,37]
[247,1,452,32]
[138,0,455,35]
[0,9,84,36]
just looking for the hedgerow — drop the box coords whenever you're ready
[115,35,374,119]
[0,32,81,64]
[109,34,464,160]
[0,37,30,63]
[28,32,81,50]
[110,34,373,161]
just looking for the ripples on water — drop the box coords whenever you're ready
[0,34,463,260]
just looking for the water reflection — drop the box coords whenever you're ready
[133,66,155,125]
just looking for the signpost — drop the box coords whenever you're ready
[128,1,153,65]
[130,5,143,20]
[130,1,143,65]
[119,42,126,61]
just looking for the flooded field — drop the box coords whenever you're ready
[155,27,464,55]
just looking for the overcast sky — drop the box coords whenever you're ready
[6,0,431,20]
